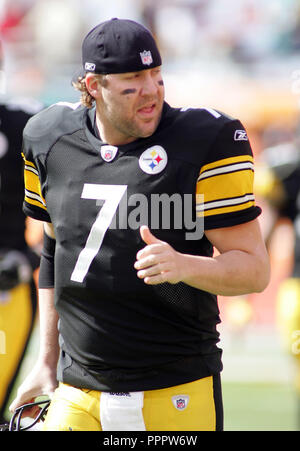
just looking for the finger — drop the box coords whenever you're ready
[136,243,164,261]
[140,225,161,245]
[135,248,171,268]
[9,398,23,413]
[9,390,38,413]
[135,252,163,269]
[137,262,170,279]
[9,396,34,414]
[143,271,169,285]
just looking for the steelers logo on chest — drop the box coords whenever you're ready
[139,145,168,175]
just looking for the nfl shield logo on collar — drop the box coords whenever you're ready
[100,145,118,162]
[140,50,153,66]
[172,395,189,411]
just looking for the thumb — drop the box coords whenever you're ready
[140,225,161,245]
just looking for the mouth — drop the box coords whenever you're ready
[137,103,156,116]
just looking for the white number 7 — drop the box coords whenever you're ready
[71,184,127,283]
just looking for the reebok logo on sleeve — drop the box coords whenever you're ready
[234,130,248,141]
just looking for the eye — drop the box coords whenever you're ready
[125,73,140,80]
[152,68,161,75]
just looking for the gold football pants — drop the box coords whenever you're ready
[0,281,37,420]
[42,375,223,431]
[277,277,300,393]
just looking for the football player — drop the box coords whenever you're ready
[0,90,43,422]
[257,137,300,426]
[9,18,270,431]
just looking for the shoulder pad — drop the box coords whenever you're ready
[179,106,233,126]
[165,106,236,166]
[23,101,84,156]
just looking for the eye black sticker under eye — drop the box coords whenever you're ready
[121,88,137,95]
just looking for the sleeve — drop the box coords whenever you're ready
[38,231,55,288]
[22,149,51,223]
[196,119,261,230]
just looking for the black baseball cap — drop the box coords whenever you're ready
[81,18,162,75]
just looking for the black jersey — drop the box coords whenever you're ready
[22,101,261,391]
[0,98,42,252]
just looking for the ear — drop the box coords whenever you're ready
[85,73,102,99]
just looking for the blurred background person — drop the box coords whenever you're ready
[255,122,300,428]
[0,39,43,424]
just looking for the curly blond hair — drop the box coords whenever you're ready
[72,74,108,108]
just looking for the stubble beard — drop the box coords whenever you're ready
[101,100,163,144]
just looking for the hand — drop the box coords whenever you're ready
[134,226,185,285]
[9,361,57,418]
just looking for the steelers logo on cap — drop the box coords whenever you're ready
[139,145,168,175]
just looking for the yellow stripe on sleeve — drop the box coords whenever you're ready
[199,155,254,177]
[197,200,255,217]
[196,156,255,218]
[23,156,47,210]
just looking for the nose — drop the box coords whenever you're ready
[140,72,159,97]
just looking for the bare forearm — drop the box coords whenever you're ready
[135,223,270,296]
[38,288,59,366]
[38,223,59,365]
[180,249,270,296]
[9,287,59,411]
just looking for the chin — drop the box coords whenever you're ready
[140,120,160,138]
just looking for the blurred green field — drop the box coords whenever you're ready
[223,381,298,431]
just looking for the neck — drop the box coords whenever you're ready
[95,108,137,146]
